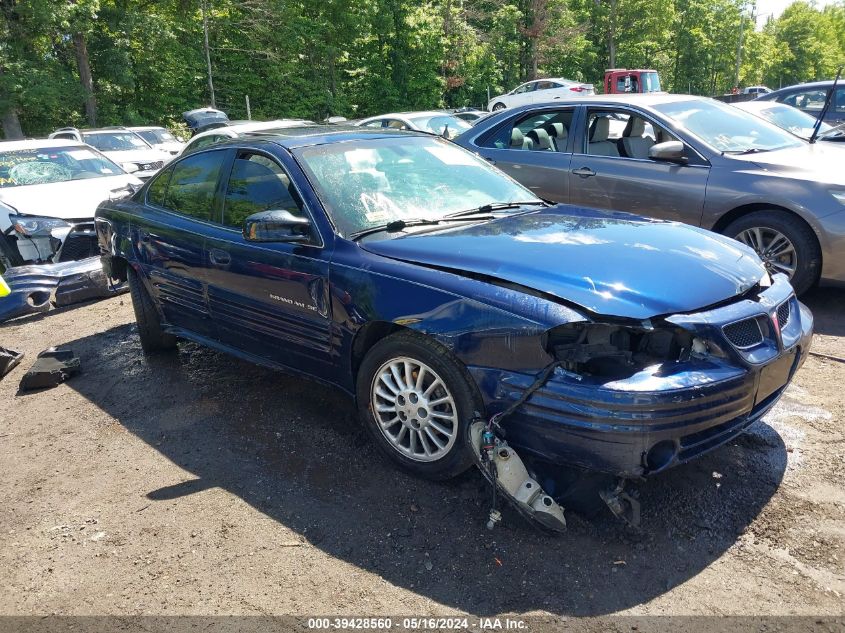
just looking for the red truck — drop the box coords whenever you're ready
[604,69,663,94]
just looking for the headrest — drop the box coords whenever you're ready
[590,117,610,142]
[526,128,551,150]
[544,122,567,139]
[623,116,646,137]
[510,128,525,148]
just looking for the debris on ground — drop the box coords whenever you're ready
[18,347,81,391]
[0,346,24,380]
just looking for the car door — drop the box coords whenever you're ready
[567,106,710,225]
[133,149,228,337]
[508,81,538,107]
[202,148,335,379]
[472,107,577,202]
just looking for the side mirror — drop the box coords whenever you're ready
[121,162,139,174]
[648,141,687,163]
[243,209,311,243]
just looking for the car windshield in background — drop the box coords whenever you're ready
[137,129,177,144]
[408,114,472,138]
[295,136,539,237]
[756,104,832,139]
[0,146,123,188]
[652,98,804,153]
[83,132,150,152]
[642,72,661,92]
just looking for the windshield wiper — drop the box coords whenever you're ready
[722,148,771,155]
[446,200,547,218]
[350,215,494,241]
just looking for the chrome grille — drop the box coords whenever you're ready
[723,318,763,349]
[776,301,791,329]
[139,160,163,171]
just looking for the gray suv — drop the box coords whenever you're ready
[455,94,845,294]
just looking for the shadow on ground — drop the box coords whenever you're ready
[55,323,787,615]
[801,286,845,337]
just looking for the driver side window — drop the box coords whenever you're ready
[513,82,535,95]
[221,151,307,231]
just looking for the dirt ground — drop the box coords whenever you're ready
[1,288,844,619]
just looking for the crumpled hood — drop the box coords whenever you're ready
[360,206,767,319]
[0,174,140,223]
[730,142,845,186]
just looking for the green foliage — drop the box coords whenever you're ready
[1,0,844,139]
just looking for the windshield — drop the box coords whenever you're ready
[83,131,151,152]
[752,104,832,139]
[295,136,539,237]
[137,129,177,144]
[408,114,472,139]
[652,98,804,153]
[0,146,124,188]
[643,72,661,92]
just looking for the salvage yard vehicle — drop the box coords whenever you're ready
[96,127,812,525]
[756,80,845,126]
[178,119,315,157]
[487,79,595,112]
[355,111,471,139]
[0,139,141,322]
[128,126,186,155]
[48,127,172,180]
[732,101,845,144]
[456,94,845,295]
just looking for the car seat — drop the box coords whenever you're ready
[510,128,534,150]
[526,128,552,151]
[588,117,620,156]
[543,122,568,151]
[619,116,655,159]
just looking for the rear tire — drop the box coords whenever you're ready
[127,267,177,353]
[356,331,479,480]
[723,210,820,295]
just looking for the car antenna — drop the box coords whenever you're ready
[809,66,842,144]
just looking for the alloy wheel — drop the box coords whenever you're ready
[735,226,797,279]
[370,357,458,462]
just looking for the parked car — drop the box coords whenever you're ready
[487,79,595,112]
[733,101,845,143]
[743,85,772,95]
[178,119,314,156]
[0,139,141,321]
[96,127,811,495]
[756,81,845,126]
[128,126,186,155]
[456,94,845,294]
[48,127,172,180]
[450,108,490,124]
[355,111,472,139]
[183,107,230,135]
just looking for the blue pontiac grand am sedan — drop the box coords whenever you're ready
[96,126,812,487]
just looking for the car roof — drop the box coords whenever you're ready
[238,125,431,149]
[362,111,455,120]
[767,80,839,95]
[128,126,167,131]
[0,138,86,151]
[528,93,703,107]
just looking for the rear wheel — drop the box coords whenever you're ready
[127,267,177,353]
[491,102,506,112]
[356,331,478,480]
[724,210,820,295]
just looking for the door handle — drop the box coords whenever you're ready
[484,156,497,165]
[572,167,596,178]
[209,248,231,266]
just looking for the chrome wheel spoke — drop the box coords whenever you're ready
[424,427,445,450]
[429,419,452,436]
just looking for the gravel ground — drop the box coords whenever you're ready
[0,288,844,618]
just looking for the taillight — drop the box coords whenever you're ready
[570,86,585,92]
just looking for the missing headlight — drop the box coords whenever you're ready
[545,322,721,379]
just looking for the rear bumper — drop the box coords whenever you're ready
[469,298,813,478]
[0,256,125,323]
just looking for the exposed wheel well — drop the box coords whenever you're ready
[104,255,128,282]
[711,203,815,239]
[350,321,407,382]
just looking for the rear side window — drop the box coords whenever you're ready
[222,152,306,229]
[162,151,225,221]
[146,166,173,207]
[481,108,574,151]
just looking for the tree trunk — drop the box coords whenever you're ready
[73,31,97,126]
[608,0,617,68]
[1,108,24,140]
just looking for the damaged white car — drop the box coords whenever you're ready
[0,139,141,321]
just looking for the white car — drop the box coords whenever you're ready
[487,78,595,111]
[179,119,314,156]
[48,127,172,179]
[355,111,472,139]
[0,139,141,267]
[128,126,185,156]
[743,85,772,95]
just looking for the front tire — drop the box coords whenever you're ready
[127,267,177,353]
[491,102,506,112]
[724,210,820,295]
[356,331,479,480]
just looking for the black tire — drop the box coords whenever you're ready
[492,102,506,112]
[356,331,480,480]
[723,210,821,295]
[127,267,177,353]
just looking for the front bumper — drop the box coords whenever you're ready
[0,256,126,323]
[470,277,813,477]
